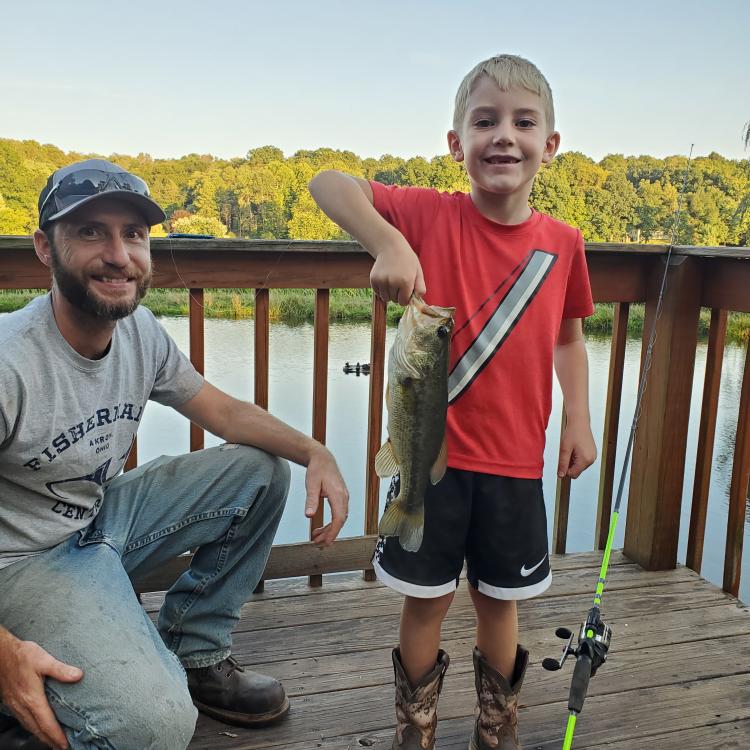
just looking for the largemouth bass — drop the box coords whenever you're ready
[375,295,455,552]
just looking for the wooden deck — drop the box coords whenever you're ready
[140,551,750,749]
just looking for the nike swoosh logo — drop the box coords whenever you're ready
[520,554,548,578]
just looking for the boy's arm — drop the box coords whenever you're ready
[554,317,597,479]
[309,170,425,305]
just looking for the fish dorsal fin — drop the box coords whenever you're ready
[375,440,400,478]
[429,436,448,485]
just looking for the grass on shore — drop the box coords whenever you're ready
[1,289,749,342]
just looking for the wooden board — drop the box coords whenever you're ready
[165,552,750,750]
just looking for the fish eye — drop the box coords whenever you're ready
[437,325,449,338]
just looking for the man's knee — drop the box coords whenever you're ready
[228,445,291,503]
[114,685,197,750]
[52,671,197,750]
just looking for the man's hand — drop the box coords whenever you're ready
[304,444,350,546]
[0,635,82,750]
[370,237,426,306]
[557,419,597,479]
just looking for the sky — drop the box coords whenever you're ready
[2,0,749,163]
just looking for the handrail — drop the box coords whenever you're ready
[1,236,749,597]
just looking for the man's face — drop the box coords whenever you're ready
[449,77,559,202]
[48,198,152,320]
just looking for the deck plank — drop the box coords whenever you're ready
[182,553,749,749]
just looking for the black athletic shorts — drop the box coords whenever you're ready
[373,468,551,600]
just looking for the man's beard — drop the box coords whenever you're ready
[49,241,152,321]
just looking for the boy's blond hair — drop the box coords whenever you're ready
[453,54,555,134]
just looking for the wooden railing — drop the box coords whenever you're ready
[2,237,749,598]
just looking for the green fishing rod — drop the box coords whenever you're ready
[542,146,695,749]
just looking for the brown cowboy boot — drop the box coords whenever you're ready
[469,645,529,750]
[391,647,449,749]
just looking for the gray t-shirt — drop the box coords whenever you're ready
[0,295,205,569]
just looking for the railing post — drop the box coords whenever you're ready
[363,295,387,581]
[253,288,270,593]
[595,302,629,549]
[254,289,270,410]
[624,256,702,570]
[189,289,205,452]
[552,411,571,554]
[723,336,750,596]
[309,289,330,588]
[687,308,727,573]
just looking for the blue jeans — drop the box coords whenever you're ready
[0,444,290,749]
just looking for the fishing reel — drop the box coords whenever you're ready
[542,606,612,713]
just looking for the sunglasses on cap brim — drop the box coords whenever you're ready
[40,169,152,225]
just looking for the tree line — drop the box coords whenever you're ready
[1,138,748,246]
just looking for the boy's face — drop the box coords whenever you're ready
[448,76,560,204]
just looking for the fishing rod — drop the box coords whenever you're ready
[542,145,695,750]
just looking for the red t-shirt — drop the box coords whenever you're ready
[371,183,594,479]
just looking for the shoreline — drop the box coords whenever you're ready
[1,289,748,342]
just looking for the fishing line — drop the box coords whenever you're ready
[543,144,695,750]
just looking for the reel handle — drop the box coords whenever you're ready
[543,626,576,671]
[542,658,561,671]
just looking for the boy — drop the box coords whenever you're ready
[309,54,596,750]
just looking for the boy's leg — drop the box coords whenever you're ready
[465,474,550,750]
[469,589,518,679]
[399,592,454,684]
[0,537,197,750]
[373,470,472,750]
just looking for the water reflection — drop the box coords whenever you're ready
[134,319,749,603]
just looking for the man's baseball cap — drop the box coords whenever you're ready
[38,159,166,229]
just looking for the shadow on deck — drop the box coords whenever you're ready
[140,551,750,749]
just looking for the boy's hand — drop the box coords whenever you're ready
[557,419,597,479]
[370,236,426,306]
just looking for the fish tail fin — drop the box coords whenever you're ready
[379,500,424,553]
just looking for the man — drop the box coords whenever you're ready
[0,159,350,750]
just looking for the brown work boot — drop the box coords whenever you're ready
[469,645,529,750]
[392,648,450,749]
[186,655,289,727]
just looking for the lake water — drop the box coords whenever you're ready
[135,317,750,603]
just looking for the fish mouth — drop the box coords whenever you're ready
[411,294,455,321]
[404,297,455,341]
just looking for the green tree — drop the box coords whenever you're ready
[634,179,678,242]
[531,161,586,228]
[246,146,285,165]
[171,214,229,237]
[1,137,748,248]
[0,193,33,234]
[394,157,432,187]
[429,155,469,192]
